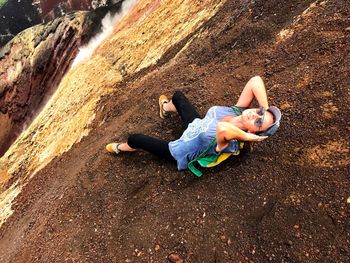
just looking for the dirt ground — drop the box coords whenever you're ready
[0,0,349,262]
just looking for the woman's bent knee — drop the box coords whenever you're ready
[172,90,185,102]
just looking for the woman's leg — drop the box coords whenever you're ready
[122,133,176,162]
[163,91,200,129]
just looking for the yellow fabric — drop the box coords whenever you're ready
[206,142,244,168]
[206,153,231,167]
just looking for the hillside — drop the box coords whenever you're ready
[0,0,349,262]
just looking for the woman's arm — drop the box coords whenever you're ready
[216,122,267,152]
[235,76,269,109]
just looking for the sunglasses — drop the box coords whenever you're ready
[255,107,266,128]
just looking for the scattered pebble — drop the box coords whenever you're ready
[280,102,291,110]
[155,244,161,251]
[168,253,183,263]
[220,235,226,242]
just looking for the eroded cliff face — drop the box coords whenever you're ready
[0,10,109,157]
[0,0,225,226]
[39,0,122,21]
[0,0,119,47]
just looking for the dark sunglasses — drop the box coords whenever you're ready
[255,107,266,127]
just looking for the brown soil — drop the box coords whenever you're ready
[0,0,349,262]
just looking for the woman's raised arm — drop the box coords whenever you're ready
[235,76,269,109]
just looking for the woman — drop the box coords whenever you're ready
[106,76,281,171]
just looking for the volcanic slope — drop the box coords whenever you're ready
[0,0,349,262]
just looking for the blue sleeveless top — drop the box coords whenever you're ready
[168,106,243,170]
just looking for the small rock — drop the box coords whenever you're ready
[347,196,350,204]
[345,27,350,32]
[294,147,301,153]
[168,253,183,263]
[280,102,291,110]
[220,235,226,242]
[235,74,243,80]
[286,240,293,246]
[155,244,161,251]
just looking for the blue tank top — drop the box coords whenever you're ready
[169,106,243,170]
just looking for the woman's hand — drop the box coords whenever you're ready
[215,142,228,153]
[245,133,268,142]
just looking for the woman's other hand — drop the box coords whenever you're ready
[246,133,268,142]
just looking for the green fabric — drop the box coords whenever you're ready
[197,155,221,167]
[231,106,243,115]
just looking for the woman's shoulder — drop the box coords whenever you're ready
[207,105,244,118]
[207,105,234,112]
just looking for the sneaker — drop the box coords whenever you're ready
[159,95,169,119]
[106,143,121,154]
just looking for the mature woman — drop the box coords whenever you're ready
[106,76,281,172]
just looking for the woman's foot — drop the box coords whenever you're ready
[106,143,122,154]
[106,142,136,154]
[159,95,169,119]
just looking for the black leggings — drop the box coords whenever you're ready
[127,91,200,161]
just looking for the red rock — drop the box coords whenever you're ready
[0,10,105,157]
[168,253,183,263]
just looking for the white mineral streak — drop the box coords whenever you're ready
[0,0,225,227]
[72,0,138,68]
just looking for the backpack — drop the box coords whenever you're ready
[187,106,245,177]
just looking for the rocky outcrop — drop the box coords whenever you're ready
[0,0,41,47]
[39,0,122,22]
[0,0,120,47]
[0,9,111,157]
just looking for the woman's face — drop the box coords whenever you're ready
[241,108,274,133]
